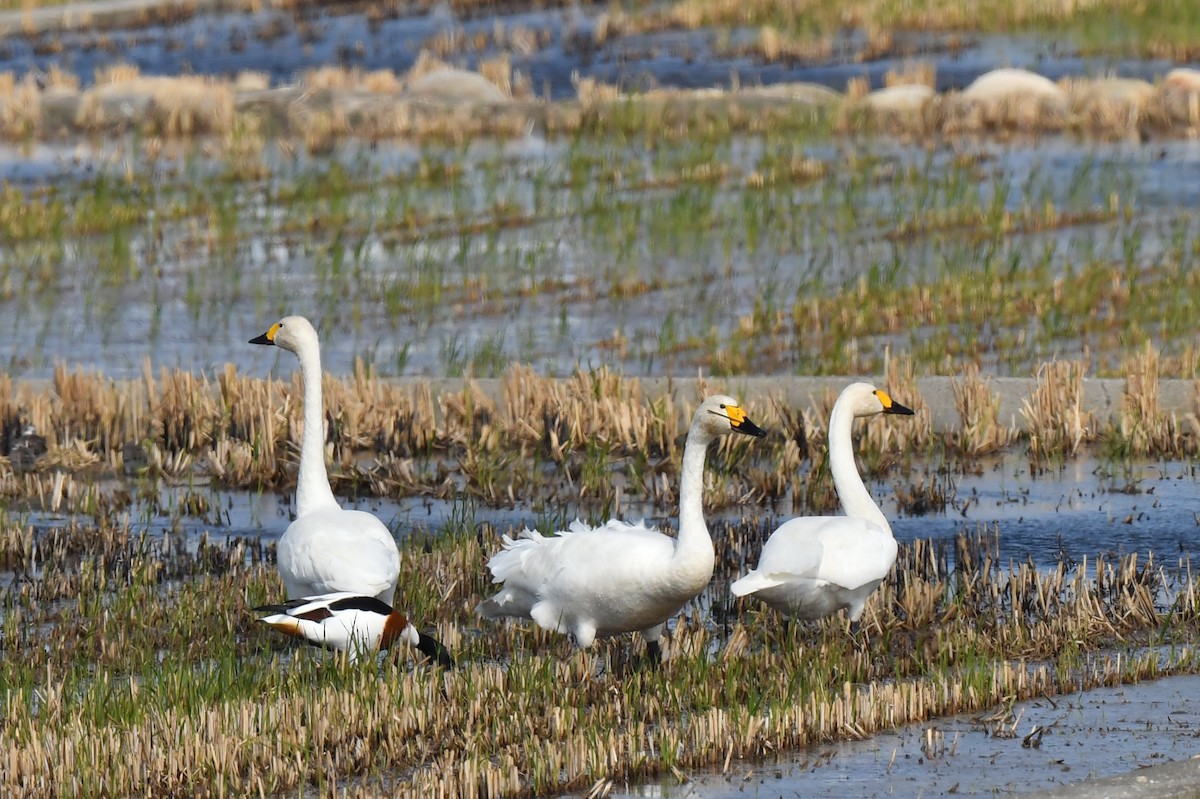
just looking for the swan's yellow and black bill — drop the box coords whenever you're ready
[725,406,768,437]
[875,390,915,416]
[249,322,282,346]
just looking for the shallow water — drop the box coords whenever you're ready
[611,673,1200,798]
[21,454,1193,576]
[1,134,1198,380]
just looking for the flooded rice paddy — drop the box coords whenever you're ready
[5,0,1200,796]
[0,0,1198,385]
[617,674,1200,798]
[1,132,1199,381]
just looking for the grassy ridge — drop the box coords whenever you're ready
[0,355,1193,521]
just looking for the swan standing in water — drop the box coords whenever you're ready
[255,592,454,666]
[250,316,402,604]
[731,382,913,631]
[477,395,767,663]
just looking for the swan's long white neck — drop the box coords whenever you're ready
[829,398,892,535]
[675,425,715,561]
[294,338,338,517]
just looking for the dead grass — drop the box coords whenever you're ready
[1020,360,1094,468]
[951,364,1017,455]
[2,55,1200,145]
[1107,343,1190,457]
[3,356,1200,511]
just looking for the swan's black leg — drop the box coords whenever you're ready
[643,639,663,669]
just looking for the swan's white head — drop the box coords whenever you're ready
[249,315,319,355]
[840,382,915,419]
[695,394,767,439]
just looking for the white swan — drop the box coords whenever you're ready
[476,395,767,662]
[730,382,914,628]
[250,316,401,604]
[255,592,454,666]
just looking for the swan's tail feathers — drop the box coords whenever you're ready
[475,596,506,619]
[730,571,787,597]
[509,527,553,545]
[485,526,555,584]
[566,518,599,533]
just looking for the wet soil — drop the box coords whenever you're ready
[613,674,1200,798]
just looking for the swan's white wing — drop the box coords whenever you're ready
[733,515,896,595]
[278,508,401,602]
[537,518,674,593]
[485,520,672,594]
[810,520,897,590]
[478,519,677,641]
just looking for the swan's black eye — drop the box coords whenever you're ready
[719,404,726,409]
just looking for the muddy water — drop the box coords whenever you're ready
[610,674,1200,798]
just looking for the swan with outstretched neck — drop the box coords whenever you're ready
[731,382,914,628]
[477,394,767,663]
[250,316,402,604]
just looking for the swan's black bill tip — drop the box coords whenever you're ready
[735,418,768,438]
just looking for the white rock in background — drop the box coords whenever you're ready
[403,68,508,104]
[863,83,936,114]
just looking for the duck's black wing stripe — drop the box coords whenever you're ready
[329,595,394,615]
[253,597,314,614]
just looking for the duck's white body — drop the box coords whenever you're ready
[255,592,453,666]
[251,316,401,605]
[477,395,766,656]
[731,383,913,623]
